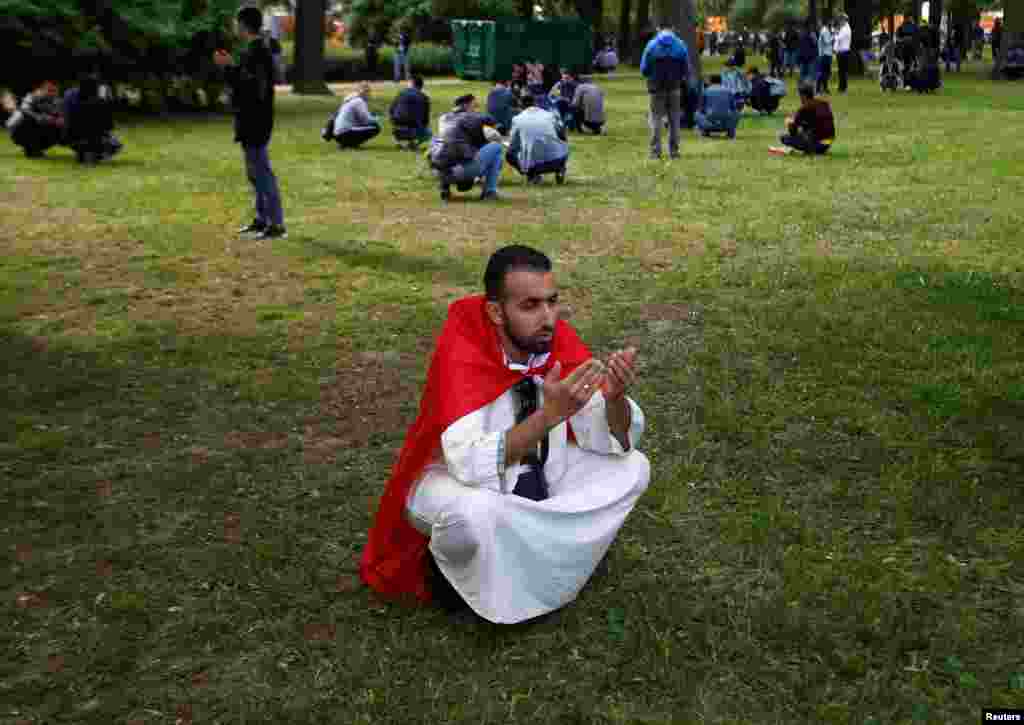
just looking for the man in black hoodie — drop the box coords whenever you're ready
[389,75,431,150]
[214,6,286,240]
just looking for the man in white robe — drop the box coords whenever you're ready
[360,245,650,624]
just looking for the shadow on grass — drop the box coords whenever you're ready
[302,238,480,283]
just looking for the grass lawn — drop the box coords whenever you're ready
[2,64,1023,724]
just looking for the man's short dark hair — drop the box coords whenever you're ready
[412,75,424,89]
[237,6,263,34]
[520,94,535,109]
[484,245,552,301]
[710,73,722,84]
[798,81,815,98]
[454,93,475,108]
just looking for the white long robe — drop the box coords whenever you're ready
[404,353,650,623]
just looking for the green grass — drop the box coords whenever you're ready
[2,67,1024,724]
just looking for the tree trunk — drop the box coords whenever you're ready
[993,0,1020,78]
[809,0,818,31]
[907,0,920,23]
[574,0,605,33]
[618,0,634,60]
[516,0,533,19]
[633,0,651,64]
[655,0,701,80]
[293,0,329,94]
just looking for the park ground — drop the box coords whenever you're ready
[1,63,1023,724]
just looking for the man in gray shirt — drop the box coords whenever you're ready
[570,76,607,135]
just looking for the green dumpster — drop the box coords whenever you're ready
[451,18,594,81]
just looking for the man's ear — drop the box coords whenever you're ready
[485,299,504,326]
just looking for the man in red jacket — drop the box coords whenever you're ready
[360,245,650,623]
[770,81,836,155]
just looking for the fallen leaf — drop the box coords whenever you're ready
[15,592,47,609]
[175,703,193,725]
[223,512,241,544]
[304,623,337,641]
[47,654,65,673]
[15,543,33,563]
[96,481,113,498]
[336,575,361,593]
[96,559,113,578]
[191,671,209,687]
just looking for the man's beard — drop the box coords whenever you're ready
[504,319,554,355]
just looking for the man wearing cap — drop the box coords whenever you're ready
[430,93,505,201]
[360,245,650,623]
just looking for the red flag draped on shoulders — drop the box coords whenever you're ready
[359,295,591,602]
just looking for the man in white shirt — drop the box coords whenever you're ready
[507,96,569,185]
[834,14,853,93]
[360,245,650,623]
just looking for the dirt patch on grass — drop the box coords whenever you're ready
[223,431,290,450]
[302,350,423,462]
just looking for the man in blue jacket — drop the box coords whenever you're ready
[640,22,690,160]
[695,74,740,138]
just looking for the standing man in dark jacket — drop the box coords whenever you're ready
[214,6,286,240]
[640,23,690,160]
[389,75,431,149]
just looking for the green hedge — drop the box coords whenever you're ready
[281,42,454,81]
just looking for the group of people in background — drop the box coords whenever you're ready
[760,16,852,94]
[2,76,122,163]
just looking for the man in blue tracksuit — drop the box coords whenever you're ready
[640,23,690,160]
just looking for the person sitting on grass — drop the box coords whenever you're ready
[5,78,65,158]
[486,79,519,136]
[695,73,740,139]
[429,93,504,201]
[332,82,381,149]
[359,245,650,623]
[770,81,835,155]
[389,74,431,150]
[570,75,607,135]
[507,96,569,185]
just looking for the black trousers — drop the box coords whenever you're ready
[506,152,566,178]
[837,51,851,92]
[11,119,62,155]
[780,131,830,155]
[336,124,381,148]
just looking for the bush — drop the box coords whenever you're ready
[281,42,453,81]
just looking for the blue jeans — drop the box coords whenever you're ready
[459,142,504,194]
[800,60,817,84]
[695,111,739,136]
[393,50,409,82]
[243,144,283,227]
[784,49,797,71]
[816,55,833,92]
